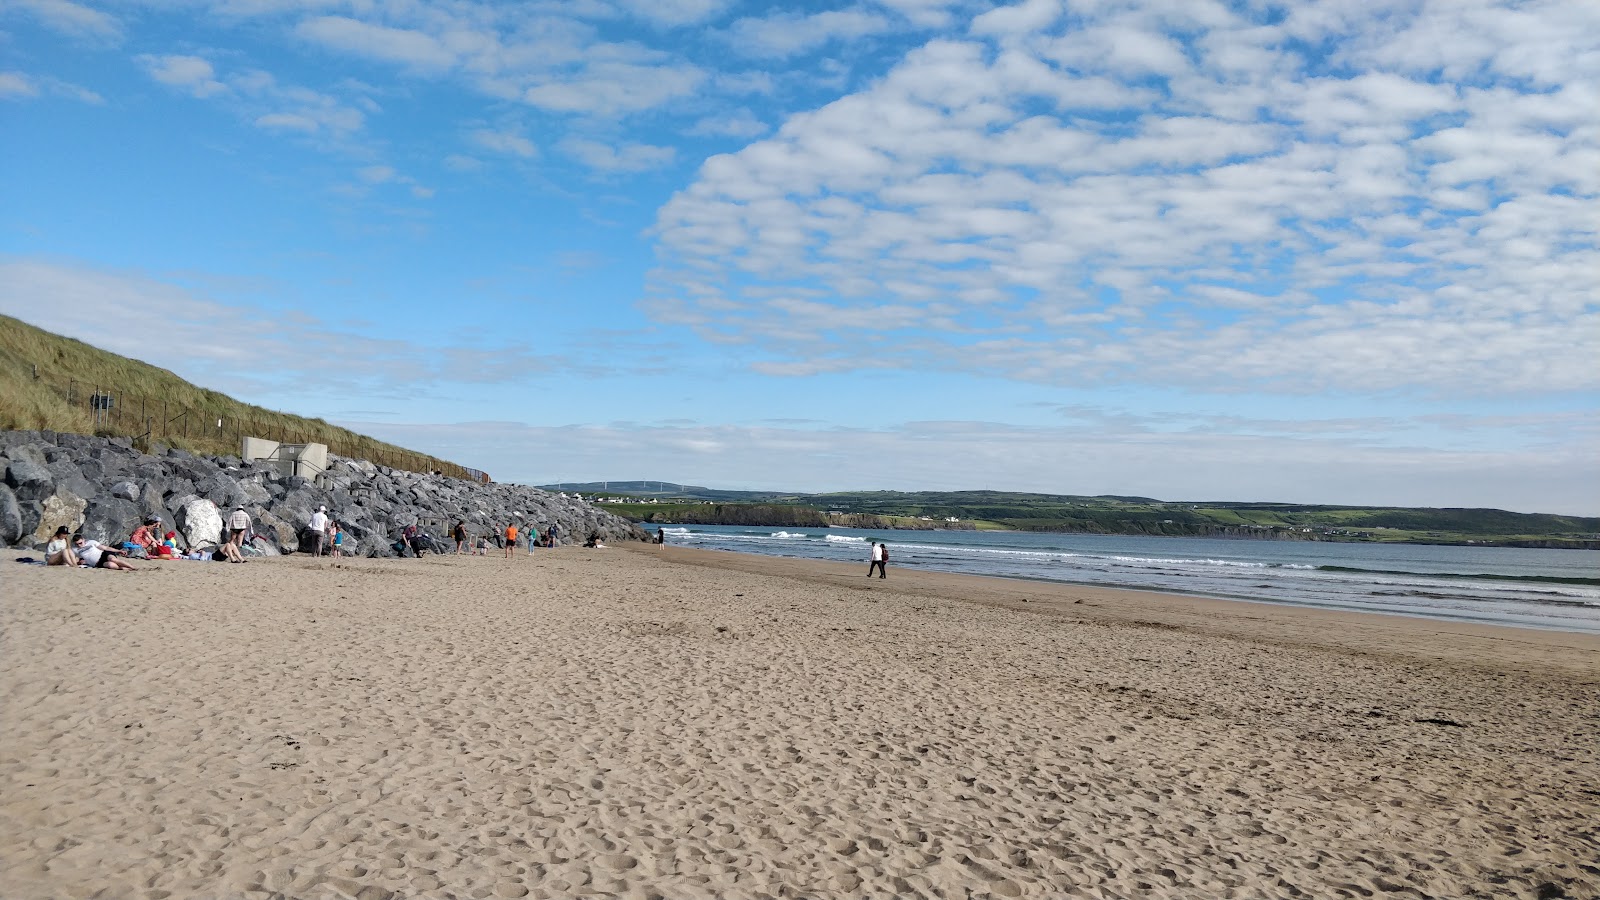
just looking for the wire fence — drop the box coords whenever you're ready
[50,379,490,484]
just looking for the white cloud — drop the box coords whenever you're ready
[686,109,767,139]
[560,137,676,172]
[613,0,732,27]
[0,72,38,98]
[138,54,228,98]
[296,16,458,70]
[522,60,705,116]
[648,1,1600,396]
[140,58,369,141]
[471,127,538,157]
[726,7,896,58]
[8,0,120,40]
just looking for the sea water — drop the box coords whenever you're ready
[659,525,1600,634]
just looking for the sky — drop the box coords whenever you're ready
[2,0,1596,514]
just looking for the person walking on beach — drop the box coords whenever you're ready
[527,524,538,555]
[453,521,467,554]
[868,541,887,579]
[503,523,518,559]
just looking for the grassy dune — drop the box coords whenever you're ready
[0,314,484,481]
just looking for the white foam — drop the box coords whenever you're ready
[826,535,867,544]
[661,527,690,534]
[771,531,808,539]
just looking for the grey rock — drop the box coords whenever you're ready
[82,497,141,546]
[0,485,22,546]
[6,455,54,502]
[111,480,140,501]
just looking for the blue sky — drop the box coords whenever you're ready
[3,0,1596,514]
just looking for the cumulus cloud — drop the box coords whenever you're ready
[296,16,458,70]
[726,7,896,58]
[560,137,676,172]
[648,1,1600,395]
[138,54,228,98]
[470,127,538,158]
[7,0,120,40]
[140,57,368,141]
[522,60,705,116]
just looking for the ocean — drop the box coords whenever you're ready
[658,525,1600,634]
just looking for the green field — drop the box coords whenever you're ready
[582,486,1599,549]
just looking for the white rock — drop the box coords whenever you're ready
[178,498,223,548]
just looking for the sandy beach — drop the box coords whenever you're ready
[3,545,1597,900]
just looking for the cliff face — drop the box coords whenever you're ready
[0,430,648,556]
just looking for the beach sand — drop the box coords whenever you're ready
[2,545,1596,899]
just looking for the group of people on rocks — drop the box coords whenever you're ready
[441,520,562,557]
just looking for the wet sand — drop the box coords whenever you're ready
[3,545,1597,899]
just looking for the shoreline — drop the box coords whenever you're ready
[4,548,1597,898]
[637,544,1600,673]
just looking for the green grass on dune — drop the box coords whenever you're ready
[0,314,485,481]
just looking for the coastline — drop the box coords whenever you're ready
[640,544,1600,673]
[4,547,1597,898]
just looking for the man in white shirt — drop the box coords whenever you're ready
[73,535,137,571]
[308,506,329,556]
[868,541,886,578]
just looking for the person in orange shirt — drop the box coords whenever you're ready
[503,523,518,558]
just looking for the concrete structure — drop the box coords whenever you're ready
[241,437,328,480]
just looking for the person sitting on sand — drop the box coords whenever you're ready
[74,534,137,571]
[403,523,428,557]
[582,532,605,549]
[45,525,78,566]
[215,537,245,564]
[129,517,162,557]
[160,531,180,559]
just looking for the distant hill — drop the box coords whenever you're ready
[0,314,485,481]
[565,482,1600,548]
[537,481,793,502]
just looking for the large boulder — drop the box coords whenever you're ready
[31,489,87,544]
[138,483,167,525]
[81,497,142,546]
[0,485,22,546]
[6,454,54,502]
[252,509,298,553]
[176,498,223,548]
[110,480,140,501]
